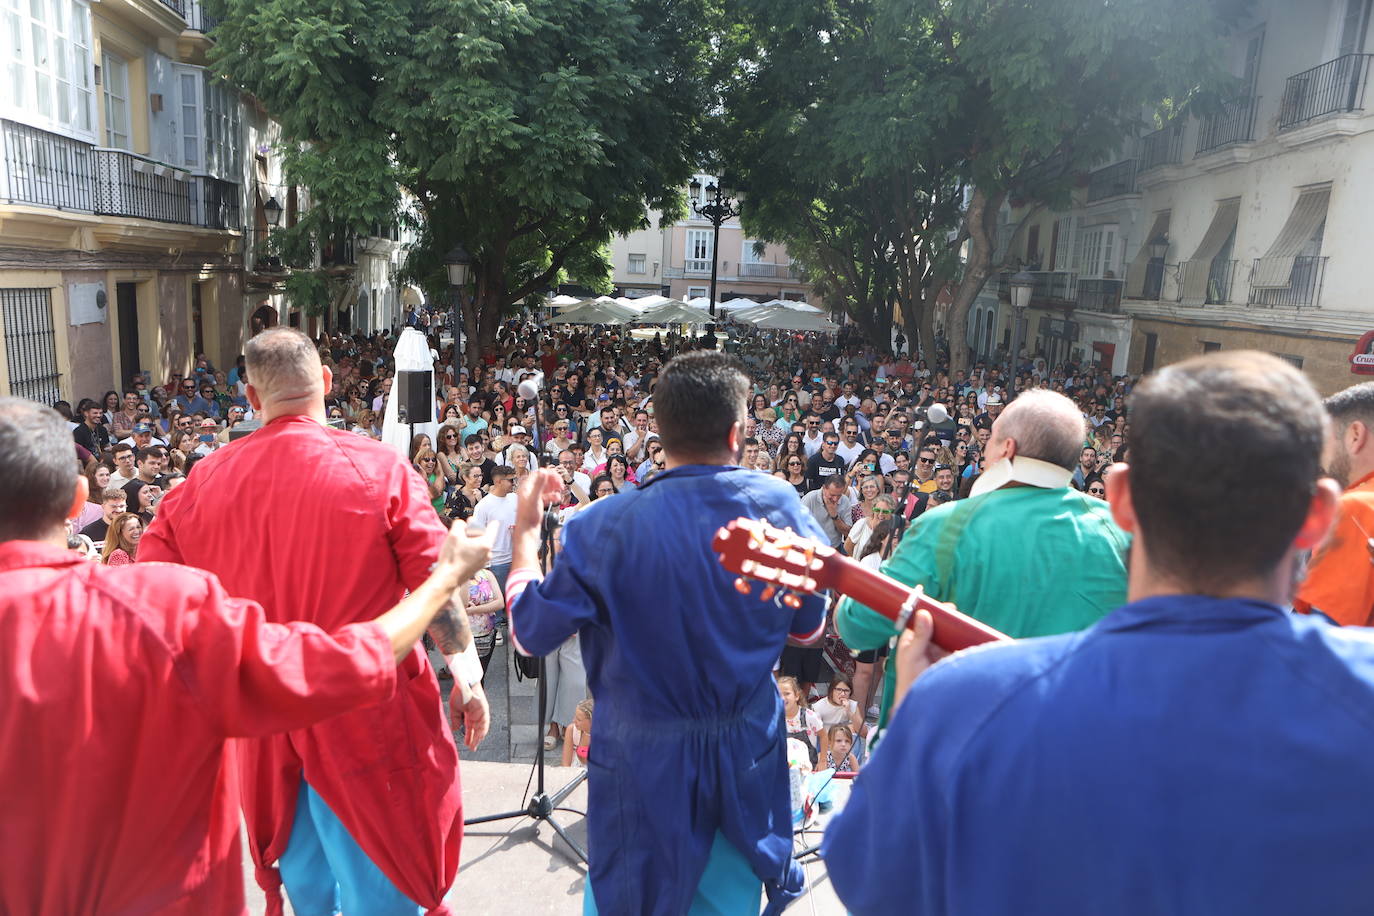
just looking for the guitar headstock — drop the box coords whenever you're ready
[713,517,838,607]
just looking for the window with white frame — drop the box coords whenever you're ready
[627,253,646,274]
[204,77,242,179]
[2,0,94,137]
[687,286,707,299]
[741,239,763,263]
[101,51,130,150]
[1076,225,1117,278]
[685,229,713,272]
[177,67,201,168]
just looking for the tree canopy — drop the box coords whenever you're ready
[208,0,718,364]
[721,0,1249,369]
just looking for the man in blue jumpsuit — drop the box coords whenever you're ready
[823,351,1374,915]
[506,351,828,916]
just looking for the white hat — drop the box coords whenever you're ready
[510,425,528,435]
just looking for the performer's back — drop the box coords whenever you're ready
[511,463,827,915]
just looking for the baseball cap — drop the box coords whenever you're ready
[510,425,528,435]
[199,418,217,429]
[132,423,153,434]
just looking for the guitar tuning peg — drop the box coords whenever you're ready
[782,592,802,610]
[734,577,752,596]
[760,585,777,601]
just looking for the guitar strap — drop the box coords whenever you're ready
[932,495,987,607]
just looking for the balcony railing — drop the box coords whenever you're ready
[0,119,93,210]
[3,120,241,230]
[187,0,217,32]
[1250,256,1327,308]
[1140,122,1185,171]
[740,262,786,277]
[1279,54,1374,130]
[1076,278,1124,313]
[157,0,186,16]
[1196,97,1259,154]
[995,270,1079,303]
[93,149,193,223]
[193,175,242,230]
[685,259,712,274]
[1086,160,1137,202]
[1179,258,1241,304]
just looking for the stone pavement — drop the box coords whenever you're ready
[244,643,848,913]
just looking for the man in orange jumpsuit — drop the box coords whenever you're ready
[1296,380,1374,625]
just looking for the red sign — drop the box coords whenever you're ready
[1353,331,1374,375]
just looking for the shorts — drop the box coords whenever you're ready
[853,643,890,665]
[780,644,825,683]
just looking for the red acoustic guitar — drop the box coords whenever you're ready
[713,517,1009,652]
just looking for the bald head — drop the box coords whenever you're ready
[244,328,328,415]
[989,390,1085,470]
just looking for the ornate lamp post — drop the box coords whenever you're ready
[1008,268,1034,383]
[688,177,740,346]
[444,244,472,385]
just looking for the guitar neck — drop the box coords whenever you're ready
[827,553,1008,652]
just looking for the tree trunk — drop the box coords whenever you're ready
[945,187,1005,376]
[852,296,892,352]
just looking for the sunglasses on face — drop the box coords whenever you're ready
[917,457,934,464]
[1088,487,1105,495]
[872,509,893,516]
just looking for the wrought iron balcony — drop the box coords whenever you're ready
[1196,97,1259,155]
[740,262,782,277]
[0,119,93,210]
[187,0,217,32]
[1179,258,1241,304]
[193,175,241,230]
[93,149,194,223]
[1075,278,1124,313]
[995,270,1079,304]
[1140,122,1185,172]
[1279,54,1374,130]
[1250,256,1327,308]
[156,0,186,17]
[1086,160,1137,202]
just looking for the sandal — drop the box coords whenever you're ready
[543,734,558,751]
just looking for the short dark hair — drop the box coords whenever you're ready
[464,434,483,447]
[137,447,162,463]
[492,465,515,482]
[0,398,78,540]
[112,443,134,457]
[1128,352,1325,591]
[653,352,749,459]
[1324,381,1374,432]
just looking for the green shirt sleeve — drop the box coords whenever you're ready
[834,509,946,649]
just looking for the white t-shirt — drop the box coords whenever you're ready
[472,492,518,565]
[835,440,864,467]
[812,696,859,729]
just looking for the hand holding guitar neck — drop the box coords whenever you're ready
[712,517,1009,652]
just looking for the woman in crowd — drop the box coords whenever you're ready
[123,480,160,527]
[777,391,803,427]
[589,475,618,499]
[754,407,785,457]
[844,494,894,558]
[412,447,446,516]
[409,433,434,463]
[75,463,113,531]
[851,519,895,718]
[447,463,485,523]
[848,474,885,525]
[436,425,464,491]
[775,432,807,472]
[101,512,142,566]
[604,453,635,490]
[462,562,505,677]
[101,390,120,426]
[776,455,808,496]
[167,431,198,474]
[750,393,770,421]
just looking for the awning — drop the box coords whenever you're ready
[1253,186,1330,289]
[1181,199,1240,301]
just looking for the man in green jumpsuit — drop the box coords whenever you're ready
[836,389,1130,728]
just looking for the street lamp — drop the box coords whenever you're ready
[688,176,741,347]
[263,196,283,227]
[1007,268,1034,382]
[444,243,472,386]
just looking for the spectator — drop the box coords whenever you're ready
[72,398,110,456]
[801,476,854,549]
[122,479,161,527]
[823,725,859,774]
[100,512,143,566]
[777,676,822,766]
[472,465,518,594]
[561,698,593,768]
[79,487,127,542]
[843,494,894,558]
[806,431,847,491]
[173,378,213,415]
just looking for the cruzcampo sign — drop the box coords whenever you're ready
[1352,331,1374,376]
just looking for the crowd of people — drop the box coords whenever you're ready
[16,302,1374,914]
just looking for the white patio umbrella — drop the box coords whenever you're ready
[556,301,635,325]
[748,308,840,332]
[635,300,714,325]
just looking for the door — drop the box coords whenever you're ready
[1142,332,1158,373]
[116,282,139,385]
[191,281,204,359]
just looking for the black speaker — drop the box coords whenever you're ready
[228,419,263,441]
[395,370,433,424]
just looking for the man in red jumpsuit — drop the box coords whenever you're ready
[141,328,489,915]
[0,396,494,914]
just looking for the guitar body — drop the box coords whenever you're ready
[714,518,1009,652]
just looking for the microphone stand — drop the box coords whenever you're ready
[463,485,588,865]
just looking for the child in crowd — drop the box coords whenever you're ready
[562,698,593,767]
[824,724,860,774]
[778,676,822,766]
